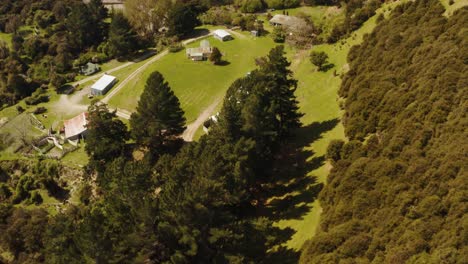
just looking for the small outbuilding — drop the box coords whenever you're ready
[213,29,233,41]
[91,74,117,96]
[80,62,100,76]
[64,112,88,140]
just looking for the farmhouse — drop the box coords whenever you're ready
[91,74,117,96]
[64,112,88,140]
[186,40,213,61]
[213,29,233,41]
[269,14,307,32]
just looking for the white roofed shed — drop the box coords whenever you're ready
[213,29,233,41]
[91,74,117,96]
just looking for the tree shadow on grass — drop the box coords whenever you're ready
[265,246,301,264]
[259,118,340,261]
[183,28,210,39]
[45,181,70,201]
[320,63,335,72]
[131,49,157,62]
[215,60,231,66]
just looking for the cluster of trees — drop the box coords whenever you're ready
[0,40,38,107]
[0,159,71,208]
[0,46,305,262]
[0,0,150,109]
[264,0,301,9]
[327,0,382,43]
[309,51,332,71]
[199,6,265,33]
[235,0,300,13]
[301,0,467,262]
[124,0,203,40]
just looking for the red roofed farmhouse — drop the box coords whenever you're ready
[64,112,88,140]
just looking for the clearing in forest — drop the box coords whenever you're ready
[107,30,276,123]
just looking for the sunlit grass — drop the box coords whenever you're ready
[108,29,277,123]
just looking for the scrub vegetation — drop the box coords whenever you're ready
[301,1,467,262]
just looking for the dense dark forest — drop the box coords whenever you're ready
[0,46,304,262]
[301,0,467,262]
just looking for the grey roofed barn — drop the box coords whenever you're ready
[213,29,233,41]
[91,74,117,96]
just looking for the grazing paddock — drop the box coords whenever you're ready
[108,32,276,123]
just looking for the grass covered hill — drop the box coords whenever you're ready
[300,0,467,263]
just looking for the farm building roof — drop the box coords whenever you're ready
[213,29,231,38]
[64,112,88,139]
[91,74,116,91]
[269,14,307,30]
[186,47,212,56]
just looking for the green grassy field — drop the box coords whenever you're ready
[61,144,89,168]
[271,1,408,250]
[108,31,276,123]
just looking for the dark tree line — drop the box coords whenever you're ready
[301,0,467,262]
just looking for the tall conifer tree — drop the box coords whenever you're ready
[85,102,129,172]
[107,12,137,58]
[261,45,303,138]
[130,71,186,154]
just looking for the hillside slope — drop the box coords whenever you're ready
[300,0,467,262]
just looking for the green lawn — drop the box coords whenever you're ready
[100,59,127,72]
[272,1,406,250]
[61,145,89,168]
[108,30,277,123]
